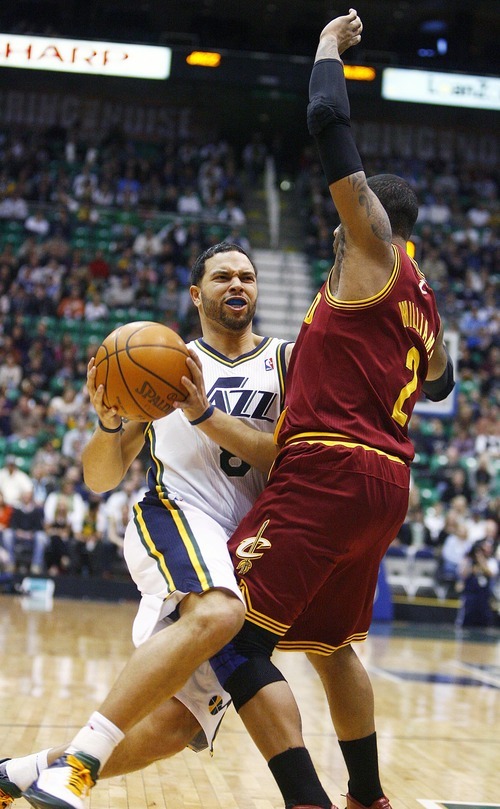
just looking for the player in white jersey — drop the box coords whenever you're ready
[124,333,289,740]
[0,242,293,809]
[139,334,288,538]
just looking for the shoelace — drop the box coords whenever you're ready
[66,755,96,798]
[0,790,15,808]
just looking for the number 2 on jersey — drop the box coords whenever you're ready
[392,346,420,426]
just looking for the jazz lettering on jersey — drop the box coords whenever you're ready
[398,300,436,357]
[206,377,277,422]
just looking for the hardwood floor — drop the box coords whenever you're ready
[1,594,498,808]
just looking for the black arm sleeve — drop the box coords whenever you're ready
[422,353,455,402]
[306,59,363,185]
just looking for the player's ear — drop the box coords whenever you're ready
[190,285,201,308]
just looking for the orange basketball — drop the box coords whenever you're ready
[94,321,192,421]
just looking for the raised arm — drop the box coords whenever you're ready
[81,358,146,493]
[307,9,394,296]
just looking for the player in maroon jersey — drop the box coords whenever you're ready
[203,10,455,809]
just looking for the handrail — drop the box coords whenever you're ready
[264,156,280,249]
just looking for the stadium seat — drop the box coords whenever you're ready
[6,438,38,459]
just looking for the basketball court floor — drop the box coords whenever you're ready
[1,592,498,809]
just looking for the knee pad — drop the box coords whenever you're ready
[225,657,286,712]
[210,621,284,712]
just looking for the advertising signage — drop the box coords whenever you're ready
[0,34,171,80]
[382,67,500,111]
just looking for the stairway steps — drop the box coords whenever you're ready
[253,248,313,341]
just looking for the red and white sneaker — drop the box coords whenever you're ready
[346,795,392,809]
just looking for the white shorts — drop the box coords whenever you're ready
[124,496,243,751]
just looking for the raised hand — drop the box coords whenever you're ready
[317,8,363,57]
[86,357,122,429]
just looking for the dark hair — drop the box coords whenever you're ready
[467,539,486,561]
[190,242,256,286]
[367,174,419,241]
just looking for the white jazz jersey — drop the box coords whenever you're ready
[145,336,288,536]
[123,336,289,752]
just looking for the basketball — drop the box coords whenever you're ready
[94,321,192,421]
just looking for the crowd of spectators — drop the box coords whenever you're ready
[0,127,252,339]
[0,124,498,625]
[0,126,256,579]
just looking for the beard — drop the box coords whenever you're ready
[201,292,256,331]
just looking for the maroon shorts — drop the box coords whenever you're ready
[228,440,410,654]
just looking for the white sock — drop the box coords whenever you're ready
[66,712,125,771]
[5,749,51,791]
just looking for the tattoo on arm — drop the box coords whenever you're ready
[349,173,392,244]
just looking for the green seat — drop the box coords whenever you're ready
[49,377,65,394]
[7,438,38,458]
[5,233,24,247]
[311,259,330,286]
[82,320,108,336]
[5,220,24,233]
[429,453,448,472]
[135,309,156,321]
[412,451,430,470]
[74,225,91,238]
[59,319,83,334]
[420,486,440,506]
[11,456,32,474]
[74,237,92,251]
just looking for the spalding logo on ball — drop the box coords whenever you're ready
[94,321,192,421]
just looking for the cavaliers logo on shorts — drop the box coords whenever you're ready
[234,519,271,574]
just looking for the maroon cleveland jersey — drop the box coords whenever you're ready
[278,244,441,464]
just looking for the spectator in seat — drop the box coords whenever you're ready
[88,250,111,282]
[2,488,47,574]
[84,290,109,322]
[439,521,473,584]
[47,383,83,427]
[116,166,141,206]
[456,538,499,628]
[44,475,87,540]
[104,274,136,309]
[101,499,129,578]
[0,455,33,508]
[177,185,202,216]
[218,198,247,227]
[24,209,50,238]
[9,394,45,438]
[0,188,29,219]
[71,495,106,577]
[44,501,73,576]
[394,506,433,553]
[242,131,267,183]
[0,490,13,559]
[61,415,93,465]
[57,285,86,320]
[133,224,163,258]
[441,467,473,505]
[0,352,23,393]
